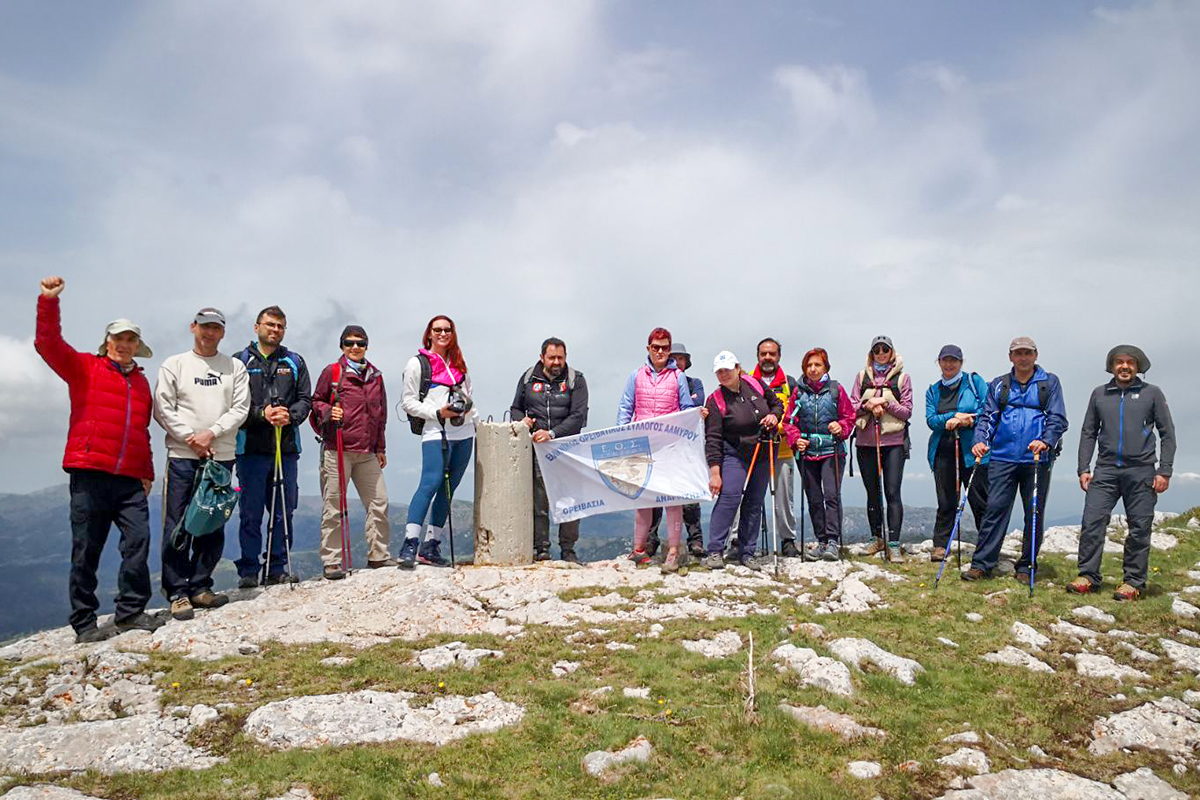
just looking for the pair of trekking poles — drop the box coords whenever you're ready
[263,424,296,590]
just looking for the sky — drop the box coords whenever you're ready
[1,0,1197,520]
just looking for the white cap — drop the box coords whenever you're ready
[712,350,739,373]
[97,319,152,358]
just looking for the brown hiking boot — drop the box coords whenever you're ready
[961,567,990,582]
[170,596,194,621]
[929,547,947,562]
[1066,577,1094,594]
[189,590,229,609]
[886,544,904,564]
[864,537,886,556]
[660,547,681,574]
[1113,583,1141,601]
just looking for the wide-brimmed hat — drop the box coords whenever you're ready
[97,319,152,358]
[670,342,691,359]
[1106,344,1150,374]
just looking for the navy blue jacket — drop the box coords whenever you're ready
[234,343,312,455]
[973,366,1068,463]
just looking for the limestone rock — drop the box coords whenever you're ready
[0,715,221,774]
[938,637,960,648]
[847,760,882,779]
[933,768,1124,799]
[1072,606,1116,626]
[427,773,445,787]
[1010,621,1051,650]
[1117,643,1160,663]
[1050,619,1101,643]
[1112,767,1188,799]
[188,704,219,727]
[318,656,354,667]
[815,576,885,615]
[1160,638,1200,674]
[1088,697,1200,758]
[0,789,108,799]
[582,735,652,781]
[771,644,855,697]
[1071,653,1151,682]
[1171,598,1200,620]
[681,631,742,659]
[828,638,924,685]
[778,703,886,740]
[965,613,984,623]
[937,747,990,775]
[412,641,503,670]
[623,687,650,699]
[245,690,524,749]
[551,660,580,677]
[795,622,827,638]
[943,731,982,745]
[981,647,1054,674]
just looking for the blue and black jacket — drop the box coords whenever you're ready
[235,343,313,456]
[973,366,1068,464]
[924,372,991,470]
[1077,377,1175,476]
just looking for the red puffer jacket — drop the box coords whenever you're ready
[310,357,387,454]
[35,296,155,481]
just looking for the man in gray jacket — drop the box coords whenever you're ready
[1069,345,1175,601]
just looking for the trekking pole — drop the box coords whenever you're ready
[263,432,277,586]
[874,418,889,561]
[833,443,845,559]
[797,448,807,562]
[954,430,963,568]
[768,436,779,578]
[276,426,295,590]
[936,457,980,589]
[441,429,456,567]
[1029,451,1041,598]
[335,414,352,574]
[743,440,763,492]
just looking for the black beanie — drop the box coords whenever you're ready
[340,325,368,344]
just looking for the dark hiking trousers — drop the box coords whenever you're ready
[67,469,152,633]
[857,444,905,542]
[648,503,704,551]
[971,459,1053,574]
[799,454,845,545]
[932,444,989,549]
[161,457,234,601]
[532,456,580,554]
[1078,465,1158,589]
[235,452,298,579]
[708,451,770,555]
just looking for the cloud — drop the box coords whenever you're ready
[0,335,68,443]
[1176,473,1200,482]
[773,64,875,141]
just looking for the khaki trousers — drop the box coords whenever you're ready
[321,449,391,565]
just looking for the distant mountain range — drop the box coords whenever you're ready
[0,484,964,641]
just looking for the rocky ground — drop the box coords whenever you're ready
[1,512,1198,798]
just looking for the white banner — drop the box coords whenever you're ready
[534,407,709,523]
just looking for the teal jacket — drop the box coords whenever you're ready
[925,372,990,470]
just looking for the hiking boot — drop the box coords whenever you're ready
[688,541,706,559]
[238,574,258,589]
[864,537,887,557]
[368,557,398,568]
[628,549,652,566]
[1113,582,1141,602]
[418,539,451,568]
[660,548,681,574]
[703,553,725,570]
[170,596,195,621]
[115,612,165,634]
[781,539,800,558]
[645,537,660,558]
[324,564,346,580]
[190,590,229,609]
[534,549,551,562]
[398,538,420,570]
[1015,572,1031,585]
[886,544,904,564]
[929,547,947,563]
[75,623,117,644]
[820,541,840,562]
[560,550,580,564]
[740,554,760,572]
[1066,576,1095,594]
[960,567,991,582]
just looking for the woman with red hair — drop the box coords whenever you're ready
[781,348,855,561]
[399,315,478,569]
[616,326,697,572]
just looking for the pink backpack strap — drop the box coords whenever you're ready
[709,389,726,417]
[742,374,764,395]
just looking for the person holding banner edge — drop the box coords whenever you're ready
[646,342,707,559]
[617,326,697,572]
[511,336,589,563]
[704,351,784,571]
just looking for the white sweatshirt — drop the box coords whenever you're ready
[400,355,477,443]
[153,350,250,461]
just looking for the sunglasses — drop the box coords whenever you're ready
[649,344,672,352]
[431,327,453,334]
[341,340,368,348]
[871,345,892,355]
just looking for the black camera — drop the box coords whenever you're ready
[447,386,473,426]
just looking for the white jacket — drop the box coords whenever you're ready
[400,355,477,443]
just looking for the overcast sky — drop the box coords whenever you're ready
[2,1,1196,520]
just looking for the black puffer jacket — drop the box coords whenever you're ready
[509,362,589,439]
[704,377,784,466]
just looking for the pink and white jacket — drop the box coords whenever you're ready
[616,358,694,423]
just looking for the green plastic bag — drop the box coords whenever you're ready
[170,459,239,548]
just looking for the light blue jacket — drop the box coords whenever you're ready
[924,372,990,470]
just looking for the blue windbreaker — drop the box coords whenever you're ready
[973,366,1069,463]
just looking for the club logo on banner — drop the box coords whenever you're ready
[534,408,709,523]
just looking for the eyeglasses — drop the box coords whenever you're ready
[341,340,367,348]
[871,345,892,355]
[431,327,453,334]
[649,344,672,352]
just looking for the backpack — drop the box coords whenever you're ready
[407,353,433,435]
[858,370,911,460]
[169,459,239,549]
[709,375,766,417]
[995,373,1062,456]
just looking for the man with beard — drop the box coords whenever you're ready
[748,338,801,557]
[1069,345,1175,601]
[511,337,589,562]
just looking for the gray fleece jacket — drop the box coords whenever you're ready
[1077,377,1175,476]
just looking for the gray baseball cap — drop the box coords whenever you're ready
[97,319,152,358]
[870,335,893,351]
[193,307,226,327]
[1009,336,1037,353]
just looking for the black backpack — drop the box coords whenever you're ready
[407,353,433,435]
